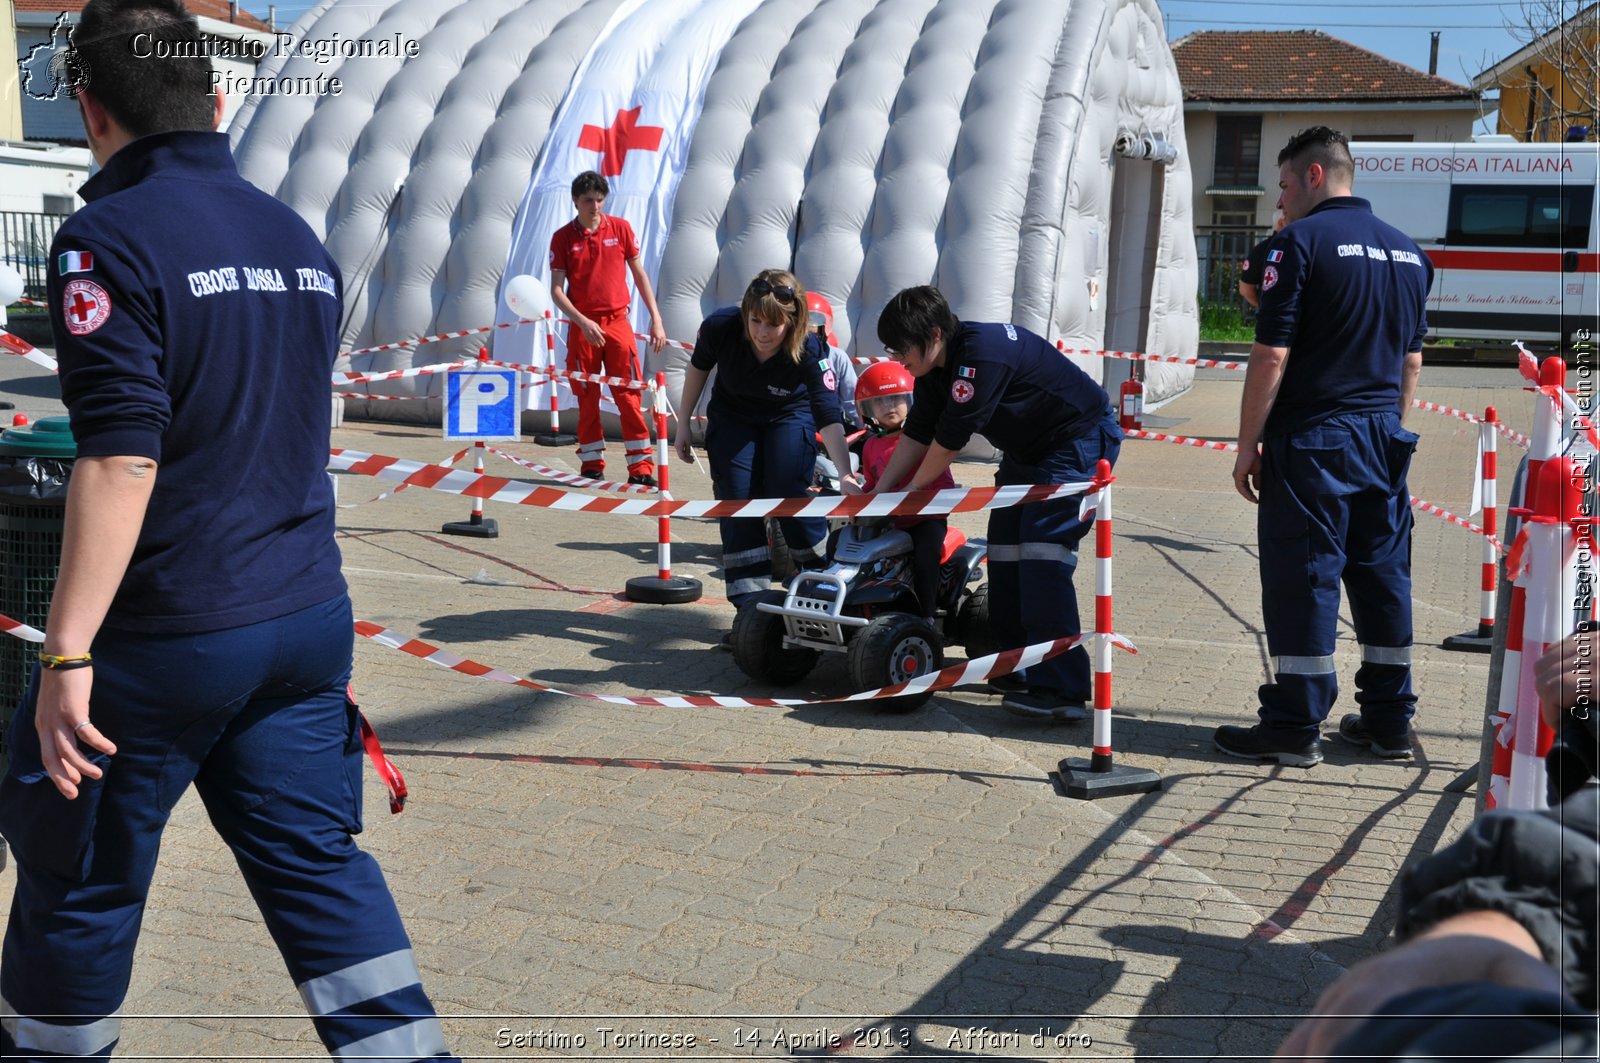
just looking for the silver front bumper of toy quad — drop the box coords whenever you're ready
[757,568,868,651]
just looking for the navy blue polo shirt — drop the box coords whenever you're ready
[902,321,1110,462]
[1255,196,1432,434]
[690,307,843,427]
[47,131,346,633]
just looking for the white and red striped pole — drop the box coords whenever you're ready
[654,373,672,580]
[1057,458,1160,799]
[1091,458,1116,772]
[545,310,560,434]
[534,310,577,447]
[1489,359,1567,808]
[1444,405,1501,652]
[622,375,702,604]
[1479,406,1500,637]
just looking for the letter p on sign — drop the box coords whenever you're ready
[445,369,521,441]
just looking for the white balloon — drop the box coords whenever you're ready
[504,274,551,319]
[0,264,23,307]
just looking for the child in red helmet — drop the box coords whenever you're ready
[856,361,957,619]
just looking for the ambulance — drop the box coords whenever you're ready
[1350,138,1598,343]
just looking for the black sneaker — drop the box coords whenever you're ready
[1001,691,1088,722]
[1337,714,1414,759]
[1213,724,1323,768]
[717,631,734,652]
[628,473,658,488]
[987,672,1029,695]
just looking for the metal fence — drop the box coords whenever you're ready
[1196,226,1268,305]
[1,211,71,304]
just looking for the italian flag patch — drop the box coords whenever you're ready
[58,250,94,274]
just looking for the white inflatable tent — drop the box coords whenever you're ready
[230,0,1198,428]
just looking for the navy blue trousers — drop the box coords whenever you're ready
[1257,410,1418,739]
[0,595,455,1061]
[989,413,1123,700]
[706,401,828,608]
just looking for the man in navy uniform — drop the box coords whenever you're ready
[872,286,1123,720]
[1216,126,1432,768]
[0,1,458,1058]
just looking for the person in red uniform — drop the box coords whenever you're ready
[548,171,667,485]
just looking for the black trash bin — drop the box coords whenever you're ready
[0,417,75,775]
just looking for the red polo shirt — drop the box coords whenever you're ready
[548,214,639,316]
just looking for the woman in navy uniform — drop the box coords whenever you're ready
[674,270,860,632]
[870,285,1122,720]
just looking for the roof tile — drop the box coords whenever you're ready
[15,0,272,34]
[1171,30,1474,102]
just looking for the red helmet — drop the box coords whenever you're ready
[855,360,915,429]
[805,292,838,347]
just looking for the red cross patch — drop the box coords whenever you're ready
[63,279,111,336]
[822,368,837,392]
[952,379,976,404]
[1262,265,1279,292]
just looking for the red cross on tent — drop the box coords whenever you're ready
[577,106,664,177]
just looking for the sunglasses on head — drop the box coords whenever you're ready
[747,278,797,305]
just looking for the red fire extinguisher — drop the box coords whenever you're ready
[1119,370,1143,431]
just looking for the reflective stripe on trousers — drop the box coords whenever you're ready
[301,950,450,1060]
[1,997,119,1058]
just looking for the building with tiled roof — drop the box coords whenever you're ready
[12,0,277,144]
[1174,29,1477,104]
[1472,3,1597,142]
[1170,30,1480,300]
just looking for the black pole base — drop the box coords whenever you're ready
[624,575,703,605]
[1443,762,1480,793]
[1441,629,1494,653]
[1053,758,1163,800]
[534,431,578,447]
[441,515,499,538]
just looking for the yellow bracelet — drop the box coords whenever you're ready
[39,652,93,669]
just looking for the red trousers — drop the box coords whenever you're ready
[566,308,652,476]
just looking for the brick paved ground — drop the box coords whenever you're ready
[0,352,1535,1060]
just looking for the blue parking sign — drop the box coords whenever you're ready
[444,369,521,441]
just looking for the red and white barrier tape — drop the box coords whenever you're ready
[1495,422,1532,449]
[341,319,541,358]
[339,446,472,507]
[1411,496,1505,553]
[1411,399,1481,427]
[1125,429,1239,453]
[1062,342,1247,371]
[0,329,59,373]
[0,613,45,642]
[329,447,1099,519]
[356,617,1135,708]
[483,446,658,495]
[486,358,657,393]
[332,361,469,386]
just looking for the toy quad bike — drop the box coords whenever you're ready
[731,518,995,711]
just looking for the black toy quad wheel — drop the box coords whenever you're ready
[766,519,797,584]
[732,589,818,684]
[847,613,943,713]
[953,583,996,659]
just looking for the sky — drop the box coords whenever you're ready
[257,0,1543,94]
